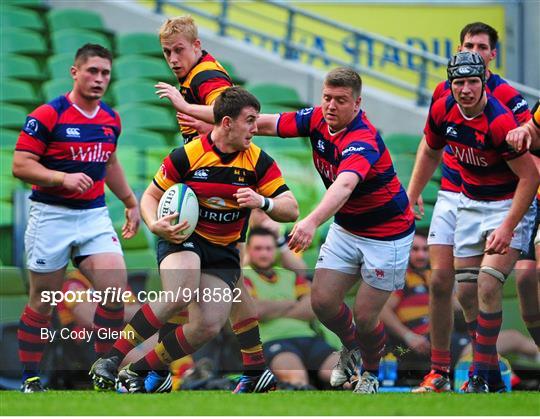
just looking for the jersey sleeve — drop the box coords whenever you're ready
[153,146,190,191]
[493,83,531,125]
[113,111,122,140]
[532,100,540,129]
[191,70,232,105]
[424,99,447,150]
[254,149,290,197]
[276,107,314,138]
[15,104,57,155]
[337,134,381,180]
[429,81,449,109]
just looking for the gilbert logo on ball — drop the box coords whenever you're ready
[157,183,199,237]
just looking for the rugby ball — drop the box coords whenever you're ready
[157,183,199,237]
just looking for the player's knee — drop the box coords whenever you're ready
[310,291,336,317]
[28,298,53,316]
[161,300,189,320]
[478,268,505,304]
[353,313,377,334]
[430,274,454,300]
[515,267,537,287]
[196,319,222,343]
[456,286,476,311]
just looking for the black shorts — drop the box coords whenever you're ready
[263,336,335,371]
[156,233,241,289]
[519,199,540,261]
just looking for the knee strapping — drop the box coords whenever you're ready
[480,266,507,283]
[456,267,480,283]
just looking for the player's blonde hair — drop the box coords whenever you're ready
[159,16,198,43]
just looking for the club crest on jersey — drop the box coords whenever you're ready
[317,139,325,153]
[102,126,114,137]
[205,197,226,209]
[375,269,385,279]
[474,131,486,146]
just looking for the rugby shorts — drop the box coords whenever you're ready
[427,190,459,246]
[315,222,414,291]
[25,201,122,273]
[519,199,540,260]
[454,194,535,258]
[157,232,241,289]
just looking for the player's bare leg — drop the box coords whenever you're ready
[90,252,199,389]
[413,245,454,393]
[311,268,360,387]
[461,251,518,393]
[352,281,390,394]
[516,258,540,348]
[80,253,127,358]
[118,273,232,392]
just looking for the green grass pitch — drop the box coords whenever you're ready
[1,391,539,416]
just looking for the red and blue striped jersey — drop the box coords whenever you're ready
[425,94,523,201]
[15,94,121,209]
[277,107,414,241]
[431,73,531,192]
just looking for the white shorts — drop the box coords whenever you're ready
[454,194,536,258]
[427,190,459,246]
[25,201,123,272]
[315,223,414,291]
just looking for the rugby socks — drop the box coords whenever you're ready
[232,317,266,377]
[523,313,540,349]
[430,348,451,377]
[93,304,124,357]
[320,303,360,350]
[473,311,502,383]
[153,311,189,377]
[132,325,194,374]
[357,322,387,375]
[106,304,163,361]
[18,305,51,381]
[158,311,188,342]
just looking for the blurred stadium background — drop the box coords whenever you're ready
[1,0,539,392]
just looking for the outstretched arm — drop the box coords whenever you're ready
[155,82,215,123]
[288,172,359,252]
